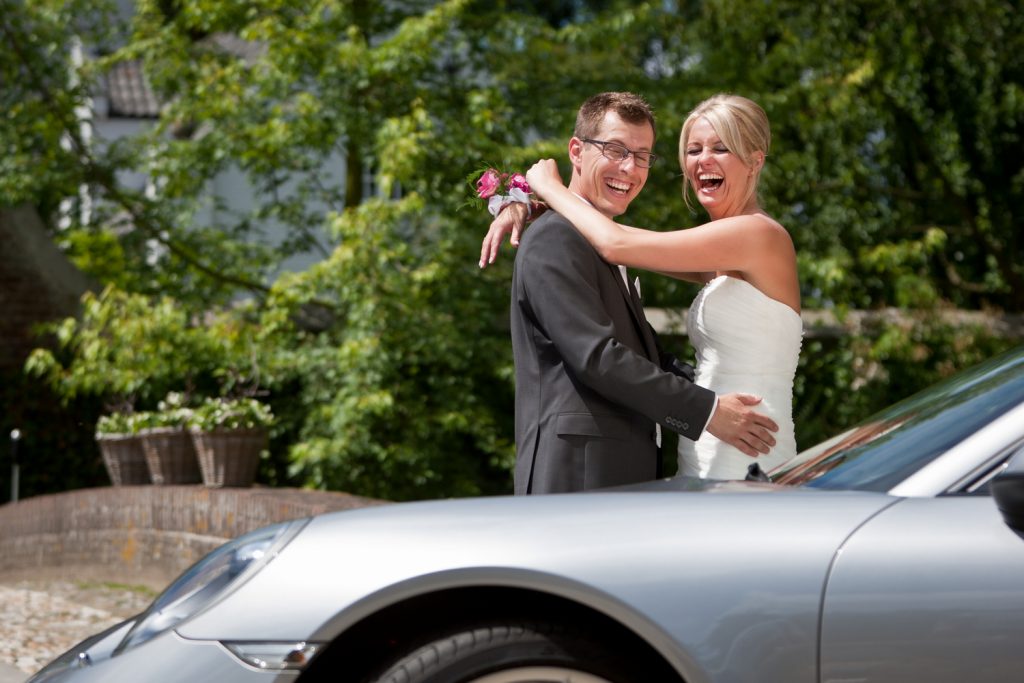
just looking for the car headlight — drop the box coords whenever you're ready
[115,518,307,654]
[223,641,322,670]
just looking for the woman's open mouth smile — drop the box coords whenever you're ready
[698,172,724,193]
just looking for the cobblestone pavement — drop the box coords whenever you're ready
[0,580,155,676]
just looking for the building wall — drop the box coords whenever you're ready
[91,112,340,281]
[0,206,95,371]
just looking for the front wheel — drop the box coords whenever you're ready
[463,667,612,683]
[370,620,657,683]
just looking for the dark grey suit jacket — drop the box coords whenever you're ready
[511,211,716,494]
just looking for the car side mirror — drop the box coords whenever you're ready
[992,448,1024,533]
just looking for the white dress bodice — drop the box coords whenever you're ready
[677,276,803,479]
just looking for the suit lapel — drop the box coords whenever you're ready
[606,262,659,361]
[632,282,660,360]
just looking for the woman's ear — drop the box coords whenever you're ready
[750,150,766,174]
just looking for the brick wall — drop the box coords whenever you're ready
[0,486,385,588]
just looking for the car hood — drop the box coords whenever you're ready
[593,473,785,493]
[181,482,896,648]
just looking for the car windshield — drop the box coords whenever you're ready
[772,346,1024,492]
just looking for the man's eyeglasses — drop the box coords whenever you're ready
[582,138,658,168]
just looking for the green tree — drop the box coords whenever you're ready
[573,1,1022,444]
[3,0,1020,499]
[3,0,552,498]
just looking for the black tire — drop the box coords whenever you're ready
[370,620,653,683]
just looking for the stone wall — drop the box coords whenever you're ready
[0,486,385,588]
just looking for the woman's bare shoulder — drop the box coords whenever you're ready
[742,212,794,247]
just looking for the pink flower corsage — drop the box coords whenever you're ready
[473,168,532,218]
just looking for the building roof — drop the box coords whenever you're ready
[100,36,263,120]
[104,59,161,119]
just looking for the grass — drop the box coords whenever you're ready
[73,580,159,598]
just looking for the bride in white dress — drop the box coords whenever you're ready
[680,274,801,478]
[522,94,802,479]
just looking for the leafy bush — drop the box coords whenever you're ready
[25,287,223,412]
[259,196,515,501]
[131,392,196,431]
[95,412,133,436]
[189,397,274,432]
[792,321,1018,450]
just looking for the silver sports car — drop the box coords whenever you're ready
[29,346,1024,683]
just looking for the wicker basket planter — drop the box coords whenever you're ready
[96,434,150,486]
[139,427,202,485]
[190,427,267,488]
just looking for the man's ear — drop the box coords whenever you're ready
[568,137,584,174]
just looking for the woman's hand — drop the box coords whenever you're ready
[478,159,560,269]
[525,159,564,200]
[479,202,530,268]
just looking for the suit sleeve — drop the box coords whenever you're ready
[653,327,696,383]
[517,216,714,440]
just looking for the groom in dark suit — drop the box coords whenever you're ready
[510,92,777,494]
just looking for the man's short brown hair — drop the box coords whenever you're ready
[574,92,656,143]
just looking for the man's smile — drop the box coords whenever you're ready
[605,178,632,195]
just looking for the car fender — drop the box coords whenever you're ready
[181,490,895,682]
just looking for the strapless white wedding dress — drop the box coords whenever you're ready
[677,276,803,479]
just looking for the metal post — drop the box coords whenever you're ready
[10,429,20,504]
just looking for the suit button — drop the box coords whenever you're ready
[682,423,689,431]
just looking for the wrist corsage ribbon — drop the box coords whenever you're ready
[475,168,532,218]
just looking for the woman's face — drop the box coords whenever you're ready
[683,117,758,219]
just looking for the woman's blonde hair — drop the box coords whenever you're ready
[678,94,770,213]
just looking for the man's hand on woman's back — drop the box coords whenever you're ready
[706,393,779,457]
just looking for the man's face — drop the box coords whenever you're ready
[568,111,654,218]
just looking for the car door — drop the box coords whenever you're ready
[818,492,1024,682]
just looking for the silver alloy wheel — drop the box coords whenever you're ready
[470,667,615,683]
